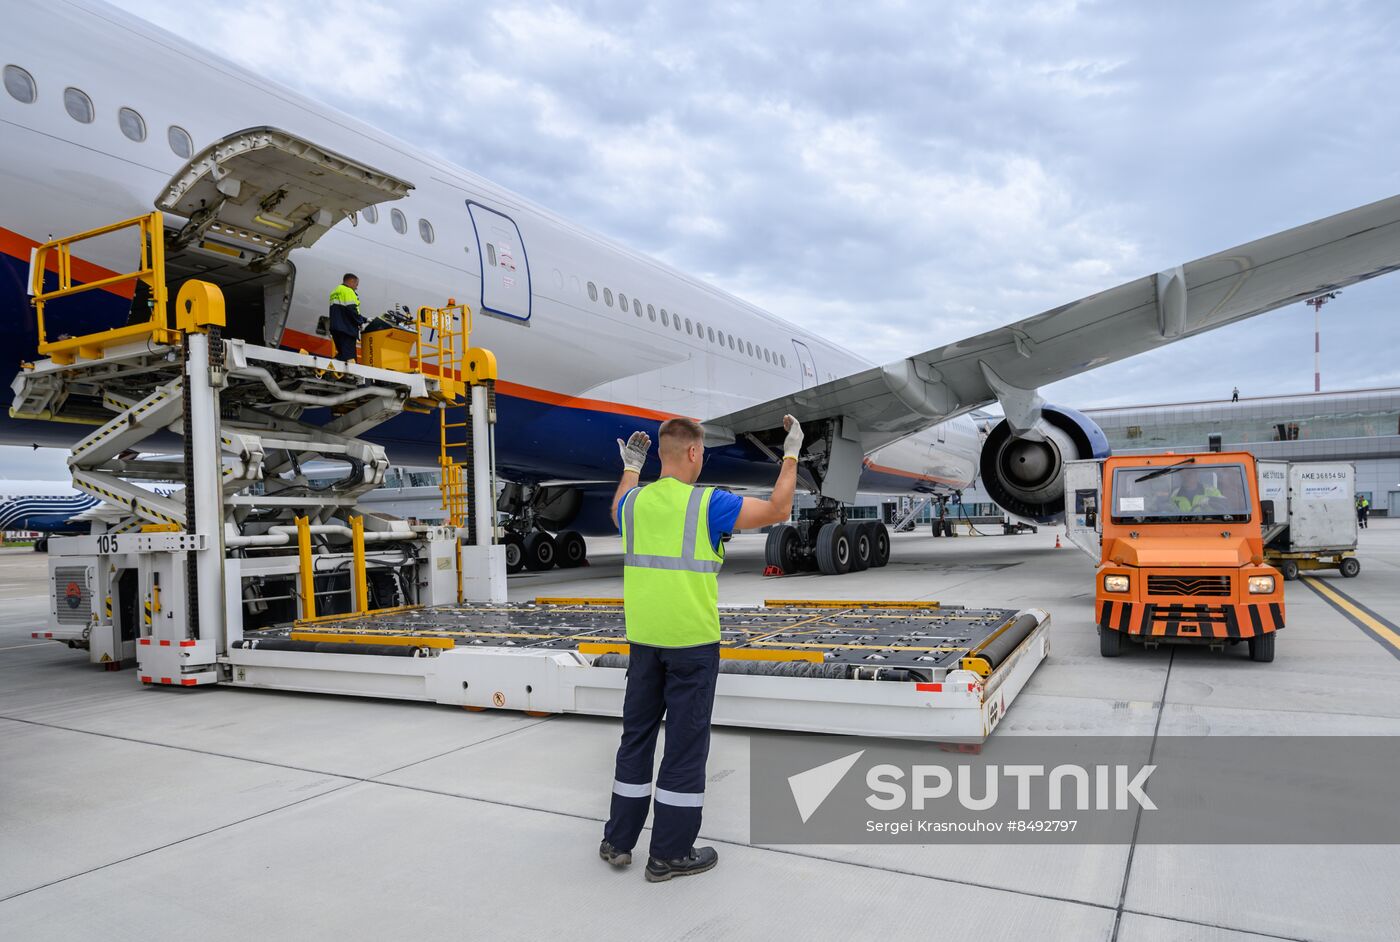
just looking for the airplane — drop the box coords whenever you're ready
[0,480,99,548]
[3,0,1399,578]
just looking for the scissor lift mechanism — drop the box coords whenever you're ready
[17,208,1050,743]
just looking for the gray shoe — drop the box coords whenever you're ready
[599,840,632,867]
[645,846,718,882]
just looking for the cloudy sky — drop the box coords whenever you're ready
[7,0,1400,479]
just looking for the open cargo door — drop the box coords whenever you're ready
[153,126,414,344]
[156,126,414,271]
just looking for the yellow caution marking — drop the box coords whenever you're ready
[1302,577,1400,655]
[762,599,940,610]
[535,597,623,606]
[578,641,823,663]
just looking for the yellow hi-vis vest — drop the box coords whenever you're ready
[620,477,725,647]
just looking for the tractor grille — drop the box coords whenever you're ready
[1147,575,1231,597]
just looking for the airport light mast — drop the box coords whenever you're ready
[1304,292,1339,392]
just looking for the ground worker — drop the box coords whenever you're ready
[328,273,363,362]
[599,414,803,882]
[1171,474,1223,512]
[1357,495,1370,529]
[1232,386,1240,402]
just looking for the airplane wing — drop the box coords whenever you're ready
[705,193,1400,450]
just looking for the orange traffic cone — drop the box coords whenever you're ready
[1054,533,1062,549]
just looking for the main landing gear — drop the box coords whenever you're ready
[764,497,891,576]
[499,482,589,574]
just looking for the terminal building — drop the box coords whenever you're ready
[1084,386,1400,517]
[360,387,1400,527]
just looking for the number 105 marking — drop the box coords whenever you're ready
[97,534,120,554]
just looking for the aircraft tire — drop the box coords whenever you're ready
[765,525,802,573]
[523,531,557,571]
[815,521,851,575]
[846,523,871,572]
[555,530,587,568]
[866,523,890,568]
[504,533,526,574]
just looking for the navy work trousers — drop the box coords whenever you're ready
[603,641,720,860]
[332,331,357,362]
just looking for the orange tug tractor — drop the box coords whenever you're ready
[1066,452,1284,662]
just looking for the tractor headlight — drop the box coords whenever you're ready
[1248,575,1276,594]
[1103,574,1130,593]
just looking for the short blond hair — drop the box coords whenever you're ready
[658,417,704,458]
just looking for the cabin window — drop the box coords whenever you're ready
[168,124,192,158]
[362,205,378,224]
[604,287,614,307]
[707,327,715,342]
[673,314,681,331]
[418,218,435,243]
[647,304,655,320]
[685,317,692,335]
[659,309,668,326]
[618,292,628,310]
[391,208,407,234]
[3,65,36,104]
[64,87,94,123]
[780,354,787,368]
[634,298,643,318]
[118,107,146,142]
[764,348,771,363]
[587,281,598,302]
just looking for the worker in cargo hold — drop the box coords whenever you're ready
[599,414,803,882]
[327,273,364,362]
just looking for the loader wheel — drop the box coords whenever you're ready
[815,521,851,575]
[1340,557,1361,578]
[1099,626,1122,658]
[846,523,872,572]
[1279,559,1299,581]
[1248,632,1275,663]
[868,523,890,568]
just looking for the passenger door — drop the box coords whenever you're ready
[467,202,531,321]
[792,340,817,388]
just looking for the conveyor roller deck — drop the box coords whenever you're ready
[227,599,1051,742]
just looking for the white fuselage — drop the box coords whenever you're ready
[0,0,979,496]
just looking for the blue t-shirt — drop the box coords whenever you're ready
[617,485,744,551]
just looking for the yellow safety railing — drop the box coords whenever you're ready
[416,302,472,527]
[416,302,469,402]
[31,211,177,364]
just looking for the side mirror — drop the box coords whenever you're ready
[1260,499,1275,527]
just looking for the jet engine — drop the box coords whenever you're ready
[978,405,1110,522]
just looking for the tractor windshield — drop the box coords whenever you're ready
[1110,464,1252,524]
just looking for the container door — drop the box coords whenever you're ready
[467,202,531,321]
[1063,459,1102,560]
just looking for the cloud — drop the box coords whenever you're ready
[95,0,1400,405]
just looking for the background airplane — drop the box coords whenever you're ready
[3,0,1399,575]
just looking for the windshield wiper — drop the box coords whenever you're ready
[1134,457,1196,483]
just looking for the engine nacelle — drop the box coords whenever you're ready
[979,405,1110,522]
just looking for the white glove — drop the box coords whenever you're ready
[618,431,651,473]
[782,414,804,461]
